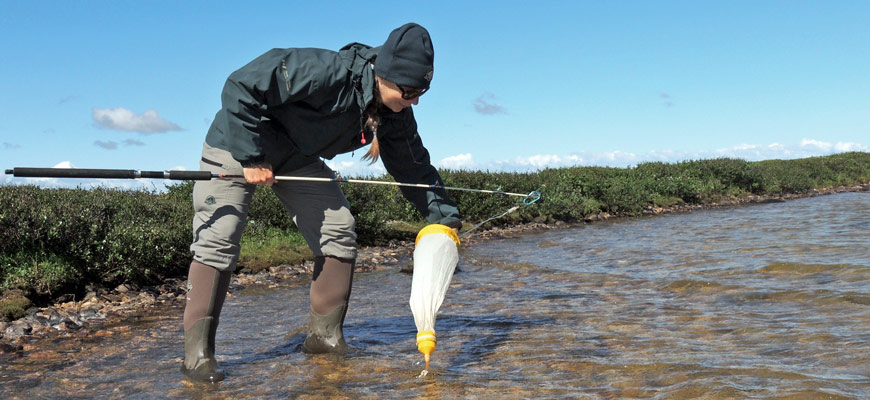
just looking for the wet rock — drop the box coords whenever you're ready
[56,293,76,304]
[47,312,66,325]
[51,319,79,331]
[24,314,49,327]
[21,343,39,352]
[585,212,611,222]
[82,291,98,302]
[68,314,84,327]
[0,341,22,353]
[5,322,32,340]
[79,309,105,322]
[644,206,665,215]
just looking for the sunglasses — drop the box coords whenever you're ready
[396,84,428,100]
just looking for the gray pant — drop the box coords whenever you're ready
[190,142,357,272]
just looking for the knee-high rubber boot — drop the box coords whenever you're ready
[183,317,224,382]
[302,256,354,354]
[302,304,349,354]
[182,260,231,382]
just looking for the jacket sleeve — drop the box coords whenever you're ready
[220,49,321,166]
[378,109,462,228]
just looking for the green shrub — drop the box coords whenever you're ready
[1,152,868,306]
[0,186,192,293]
[0,289,31,321]
[239,227,311,273]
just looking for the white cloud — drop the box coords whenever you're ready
[799,138,833,151]
[479,152,635,171]
[473,93,506,115]
[93,107,182,134]
[95,140,119,150]
[54,161,76,168]
[454,138,869,172]
[833,142,863,152]
[437,153,476,170]
[798,138,864,153]
[701,139,868,162]
[325,159,386,178]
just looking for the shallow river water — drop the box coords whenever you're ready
[2,192,869,399]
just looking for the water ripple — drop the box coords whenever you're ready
[2,193,869,398]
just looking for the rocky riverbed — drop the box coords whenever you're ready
[1,183,867,356]
[0,239,416,355]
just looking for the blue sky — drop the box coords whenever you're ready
[2,1,868,189]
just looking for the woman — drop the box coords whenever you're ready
[181,23,461,382]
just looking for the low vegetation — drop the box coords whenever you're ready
[1,152,868,319]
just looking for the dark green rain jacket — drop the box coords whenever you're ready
[204,43,460,227]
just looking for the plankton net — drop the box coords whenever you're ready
[409,224,460,371]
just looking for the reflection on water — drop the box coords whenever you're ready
[1,192,869,398]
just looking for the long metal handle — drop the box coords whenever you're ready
[271,175,531,198]
[6,167,541,203]
[215,174,540,202]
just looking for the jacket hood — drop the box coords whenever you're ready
[340,43,379,109]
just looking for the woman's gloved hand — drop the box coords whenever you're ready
[444,220,461,236]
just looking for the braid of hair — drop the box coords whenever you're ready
[361,77,382,164]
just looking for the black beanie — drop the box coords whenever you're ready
[375,23,434,90]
